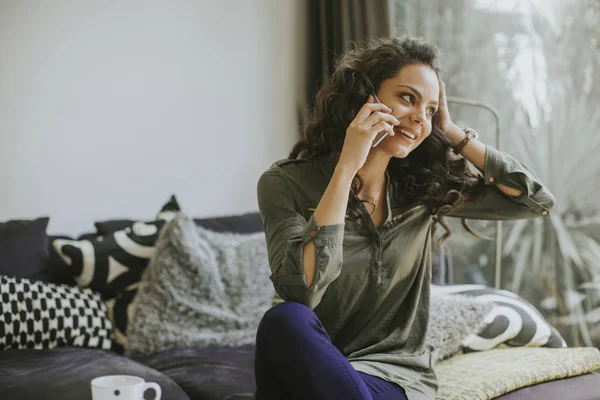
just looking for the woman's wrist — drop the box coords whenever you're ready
[313,163,356,227]
[333,164,358,183]
[444,124,467,147]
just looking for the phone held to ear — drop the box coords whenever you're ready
[371,93,391,148]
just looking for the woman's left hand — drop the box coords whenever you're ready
[437,80,465,143]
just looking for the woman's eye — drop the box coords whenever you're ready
[427,107,437,115]
[400,94,414,104]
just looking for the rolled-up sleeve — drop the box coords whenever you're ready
[449,145,556,220]
[257,167,344,309]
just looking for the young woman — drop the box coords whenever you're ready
[255,36,554,400]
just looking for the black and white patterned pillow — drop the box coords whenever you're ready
[51,219,171,352]
[431,284,567,352]
[0,275,112,351]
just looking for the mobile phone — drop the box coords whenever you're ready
[371,93,391,148]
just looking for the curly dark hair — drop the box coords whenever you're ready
[289,36,487,246]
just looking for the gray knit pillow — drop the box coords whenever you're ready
[426,291,494,362]
[125,213,273,358]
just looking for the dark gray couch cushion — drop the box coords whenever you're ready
[0,347,189,400]
[496,371,600,400]
[137,346,256,400]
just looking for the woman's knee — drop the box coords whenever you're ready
[257,301,317,337]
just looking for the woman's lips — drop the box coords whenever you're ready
[394,126,417,141]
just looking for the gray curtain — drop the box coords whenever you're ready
[305,0,394,108]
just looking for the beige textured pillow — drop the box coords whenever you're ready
[436,347,600,399]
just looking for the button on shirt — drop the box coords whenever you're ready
[256,145,555,400]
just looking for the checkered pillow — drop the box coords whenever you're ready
[0,275,112,351]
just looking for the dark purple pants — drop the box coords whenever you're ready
[254,302,408,400]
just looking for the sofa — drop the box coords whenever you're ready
[1,196,600,400]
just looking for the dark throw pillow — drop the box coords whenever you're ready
[0,217,50,281]
[51,219,168,353]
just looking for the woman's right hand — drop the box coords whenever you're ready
[337,95,399,174]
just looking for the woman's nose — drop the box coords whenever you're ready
[410,108,426,125]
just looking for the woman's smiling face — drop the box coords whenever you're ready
[375,64,440,158]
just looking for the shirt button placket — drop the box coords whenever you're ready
[370,232,384,284]
[373,259,383,284]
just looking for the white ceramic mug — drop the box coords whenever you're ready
[91,375,162,400]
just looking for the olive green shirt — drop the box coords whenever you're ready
[256,145,555,400]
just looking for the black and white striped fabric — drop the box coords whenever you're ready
[0,275,112,351]
[431,284,567,352]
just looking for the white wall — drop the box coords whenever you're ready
[0,0,307,235]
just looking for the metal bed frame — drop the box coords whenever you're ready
[446,96,503,289]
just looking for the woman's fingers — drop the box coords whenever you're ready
[368,120,395,138]
[439,81,448,110]
[340,96,396,172]
[355,99,392,122]
[364,111,399,129]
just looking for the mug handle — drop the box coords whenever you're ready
[143,382,162,400]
